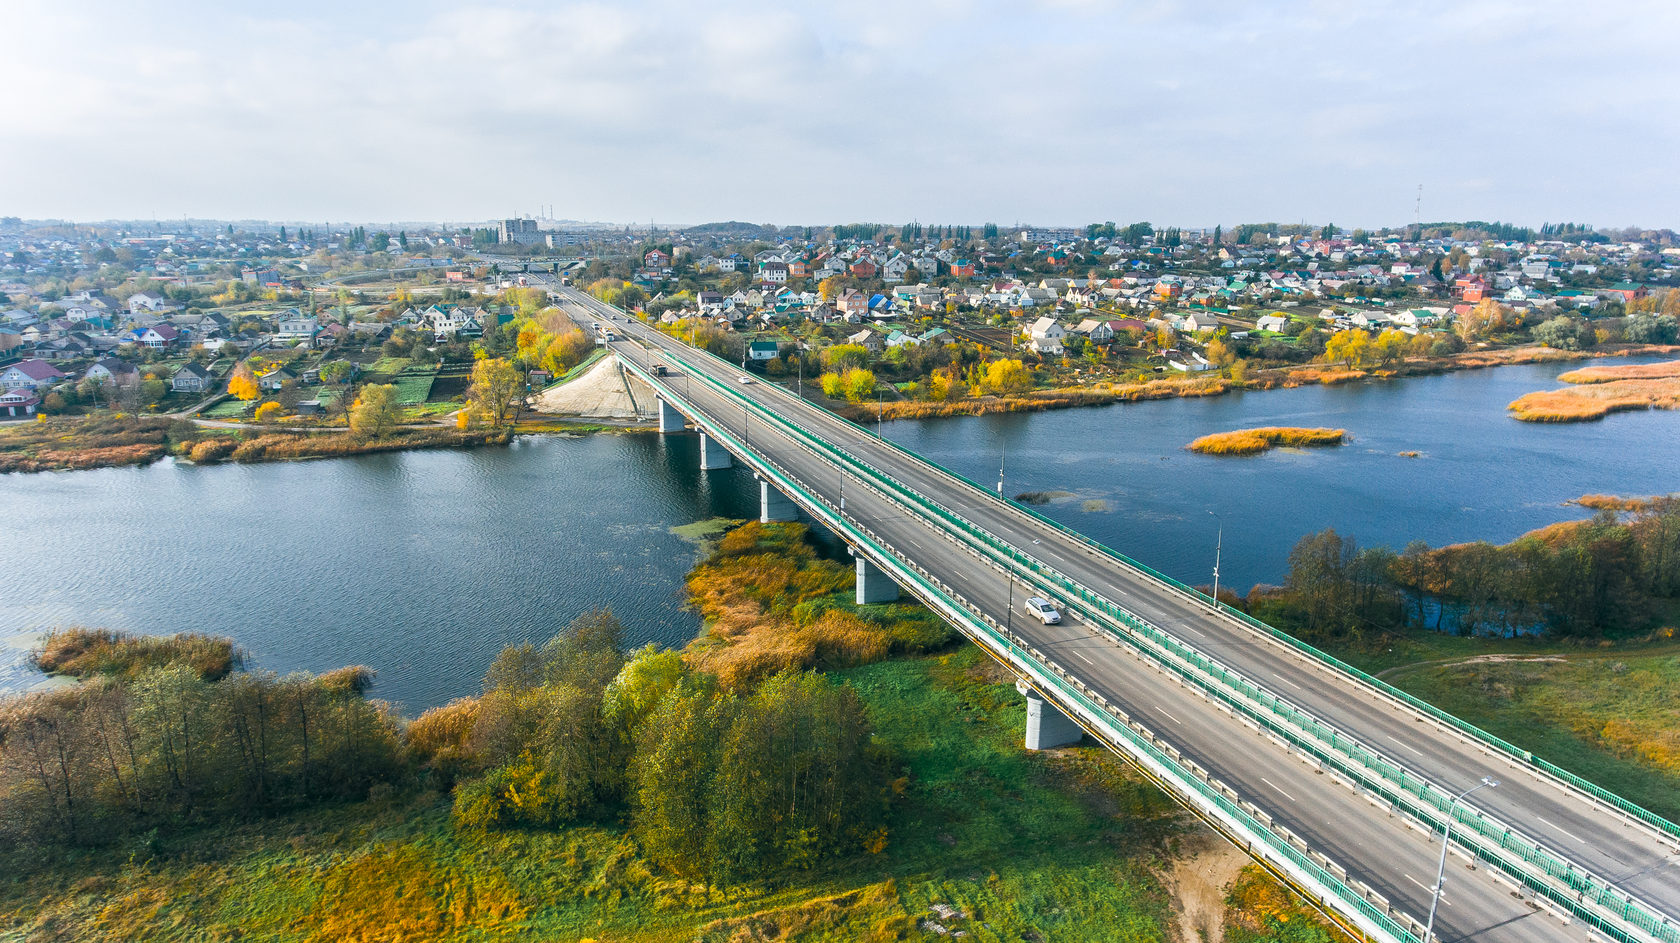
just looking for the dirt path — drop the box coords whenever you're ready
[1162,832,1250,943]
[1375,652,1571,680]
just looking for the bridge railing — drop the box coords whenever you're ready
[637,329,1680,845]
[617,315,1680,941]
[621,353,1425,943]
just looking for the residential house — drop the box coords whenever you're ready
[1073,318,1114,343]
[171,362,214,393]
[0,387,40,417]
[643,249,670,268]
[1029,317,1065,354]
[0,359,65,391]
[837,290,870,318]
[849,257,878,278]
[1256,314,1289,333]
[258,366,295,392]
[759,261,789,284]
[276,310,320,340]
[131,324,181,349]
[747,340,780,362]
[127,291,169,315]
[881,256,912,283]
[85,357,139,386]
[845,329,883,354]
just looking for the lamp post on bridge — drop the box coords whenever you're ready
[1207,510,1224,607]
[1425,777,1498,943]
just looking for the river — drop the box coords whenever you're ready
[2,356,1675,711]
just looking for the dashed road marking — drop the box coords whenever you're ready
[1261,777,1298,802]
[1386,735,1427,758]
[1536,816,1589,845]
[1272,672,1304,691]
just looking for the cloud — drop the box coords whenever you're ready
[0,0,1675,226]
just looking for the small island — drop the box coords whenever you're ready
[1187,426,1347,455]
[1508,360,1680,422]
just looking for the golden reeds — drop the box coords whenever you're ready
[1187,427,1347,456]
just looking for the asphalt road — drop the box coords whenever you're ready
[556,288,1676,942]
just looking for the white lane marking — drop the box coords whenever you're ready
[1536,816,1589,845]
[1404,874,1448,905]
[1261,777,1298,802]
[1386,735,1426,758]
[1158,709,1183,725]
[1272,672,1304,691]
[1072,650,1097,666]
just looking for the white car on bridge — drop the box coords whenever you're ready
[1024,596,1061,624]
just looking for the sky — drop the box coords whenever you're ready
[2,0,1676,229]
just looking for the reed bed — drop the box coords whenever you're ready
[1558,360,1680,384]
[1508,376,1680,422]
[1187,426,1347,456]
[0,415,185,472]
[1575,493,1671,512]
[35,627,239,681]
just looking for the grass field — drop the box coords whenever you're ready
[0,649,1183,943]
[391,365,439,405]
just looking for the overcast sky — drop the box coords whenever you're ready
[3,0,1676,229]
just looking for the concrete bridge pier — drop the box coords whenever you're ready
[1016,680,1083,750]
[657,399,684,432]
[699,433,732,469]
[757,475,798,523]
[853,553,900,605]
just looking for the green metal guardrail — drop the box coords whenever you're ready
[626,337,1680,943]
[641,328,1680,847]
[622,353,1425,943]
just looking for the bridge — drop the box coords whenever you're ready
[556,286,1680,943]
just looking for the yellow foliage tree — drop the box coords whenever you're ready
[228,363,260,401]
[253,401,283,423]
[841,368,876,403]
[468,357,524,429]
[982,358,1034,395]
[1323,329,1371,368]
[349,383,401,440]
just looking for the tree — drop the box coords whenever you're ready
[841,368,876,403]
[318,360,352,385]
[468,357,523,429]
[253,402,283,423]
[228,363,260,401]
[982,358,1034,395]
[1533,315,1591,351]
[1624,312,1678,344]
[1205,337,1235,368]
[821,344,870,372]
[348,384,401,440]
[1323,329,1371,368]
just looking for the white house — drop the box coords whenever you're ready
[277,311,320,339]
[0,359,66,391]
[1256,314,1289,333]
[1029,316,1066,354]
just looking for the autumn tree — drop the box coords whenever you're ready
[348,384,401,440]
[1323,329,1371,368]
[981,358,1034,395]
[228,363,260,401]
[467,357,523,429]
[253,401,282,423]
[841,368,876,403]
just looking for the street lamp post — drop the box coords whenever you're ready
[876,387,884,439]
[1425,777,1498,942]
[1208,510,1224,606]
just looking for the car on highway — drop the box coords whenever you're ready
[1023,597,1061,624]
[737,375,753,384]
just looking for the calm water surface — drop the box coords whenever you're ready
[2,356,1675,710]
[890,356,1680,596]
[0,433,758,711]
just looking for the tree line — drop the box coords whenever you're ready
[1249,500,1680,641]
[2,612,893,886]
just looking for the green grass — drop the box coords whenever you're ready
[1377,644,1680,820]
[0,649,1178,943]
[202,399,252,418]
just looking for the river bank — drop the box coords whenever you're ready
[832,342,1680,423]
[0,413,634,475]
